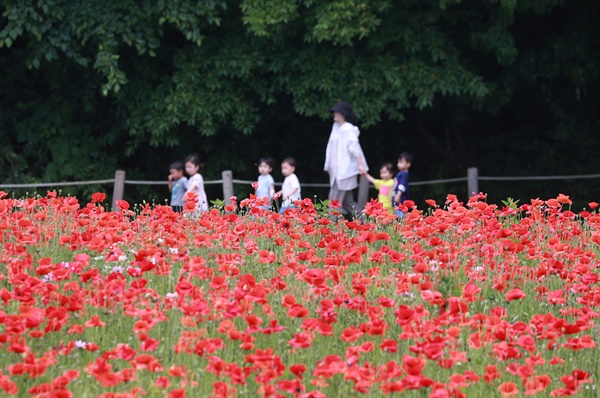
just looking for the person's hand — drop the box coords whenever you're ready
[394,193,401,203]
[358,164,367,175]
[168,175,173,182]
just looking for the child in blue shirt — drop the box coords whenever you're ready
[393,152,412,218]
[168,161,188,213]
[256,156,275,209]
[274,157,301,213]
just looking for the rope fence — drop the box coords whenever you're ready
[411,177,467,186]
[478,173,600,181]
[0,179,116,189]
[2,167,600,210]
[124,180,225,185]
[233,179,330,188]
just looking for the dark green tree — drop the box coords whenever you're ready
[1,0,598,205]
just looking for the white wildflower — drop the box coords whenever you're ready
[75,340,87,349]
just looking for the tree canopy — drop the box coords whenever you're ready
[1,0,599,205]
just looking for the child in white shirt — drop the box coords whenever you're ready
[274,157,301,213]
[184,154,208,214]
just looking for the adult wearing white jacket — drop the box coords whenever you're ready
[324,101,369,218]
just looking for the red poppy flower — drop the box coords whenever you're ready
[290,364,306,379]
[380,339,398,353]
[556,194,572,204]
[505,288,527,301]
[168,366,186,378]
[329,199,341,208]
[116,200,130,210]
[288,333,313,348]
[402,355,426,376]
[340,327,363,343]
[92,192,106,203]
[155,376,170,389]
[287,304,309,318]
[315,322,333,336]
[484,365,501,384]
[498,381,519,396]
[168,389,187,398]
[82,315,105,328]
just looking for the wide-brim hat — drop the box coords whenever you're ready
[330,101,353,119]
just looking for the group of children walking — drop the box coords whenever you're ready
[167,101,412,218]
[167,154,208,213]
[168,152,412,217]
[255,156,301,212]
[363,152,413,217]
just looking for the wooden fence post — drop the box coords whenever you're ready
[467,167,479,198]
[222,170,234,205]
[112,170,126,211]
[358,175,370,211]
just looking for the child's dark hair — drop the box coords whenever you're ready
[380,162,394,173]
[258,156,275,170]
[170,161,184,171]
[184,154,204,169]
[398,152,413,163]
[282,157,296,168]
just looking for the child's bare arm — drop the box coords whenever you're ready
[184,183,198,199]
[168,175,173,192]
[394,192,402,204]
[364,173,375,184]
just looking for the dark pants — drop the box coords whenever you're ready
[328,182,358,219]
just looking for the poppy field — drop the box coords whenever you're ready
[0,192,599,398]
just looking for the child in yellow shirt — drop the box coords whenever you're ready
[363,162,395,214]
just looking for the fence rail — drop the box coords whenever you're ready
[478,173,600,181]
[123,180,225,185]
[2,167,599,211]
[0,179,116,189]
[411,177,468,186]
[232,179,330,188]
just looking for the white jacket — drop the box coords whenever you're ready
[324,122,369,183]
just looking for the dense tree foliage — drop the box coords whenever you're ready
[1,0,599,205]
